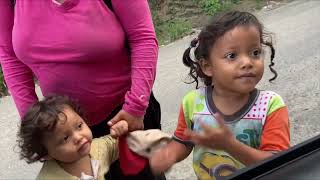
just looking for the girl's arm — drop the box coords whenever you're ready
[0,1,38,116]
[149,140,193,174]
[150,105,193,174]
[186,119,272,166]
[186,108,290,166]
[111,0,158,117]
[224,137,274,166]
[226,106,290,165]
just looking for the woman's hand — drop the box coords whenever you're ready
[184,113,236,151]
[110,120,129,138]
[108,110,144,138]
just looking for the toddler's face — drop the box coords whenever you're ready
[202,25,264,94]
[42,106,93,163]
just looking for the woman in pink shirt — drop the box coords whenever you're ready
[0,0,163,179]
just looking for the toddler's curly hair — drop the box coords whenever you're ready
[17,95,86,163]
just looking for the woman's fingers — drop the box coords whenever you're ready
[108,110,144,132]
[108,112,121,126]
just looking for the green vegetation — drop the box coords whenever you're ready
[255,0,264,9]
[149,0,193,45]
[199,0,265,15]
[0,65,7,97]
[155,19,193,45]
[199,0,239,15]
[151,0,266,45]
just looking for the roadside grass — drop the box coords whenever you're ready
[0,66,8,97]
[200,0,233,15]
[199,0,265,16]
[155,19,193,45]
[153,0,267,45]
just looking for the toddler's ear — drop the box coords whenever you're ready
[199,58,213,77]
[40,155,53,162]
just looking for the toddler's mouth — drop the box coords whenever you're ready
[78,140,90,153]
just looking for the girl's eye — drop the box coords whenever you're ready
[226,52,237,60]
[251,49,262,58]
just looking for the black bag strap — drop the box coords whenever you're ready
[103,0,113,12]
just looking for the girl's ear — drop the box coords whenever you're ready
[199,58,213,77]
[40,154,53,162]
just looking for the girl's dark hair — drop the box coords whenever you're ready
[183,11,277,88]
[17,95,86,163]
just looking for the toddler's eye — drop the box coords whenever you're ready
[59,135,70,144]
[63,136,69,142]
[78,122,83,129]
[226,52,237,60]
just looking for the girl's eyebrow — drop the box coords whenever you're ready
[223,45,238,49]
[220,46,238,53]
[249,45,262,50]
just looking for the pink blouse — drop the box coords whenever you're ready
[0,0,158,125]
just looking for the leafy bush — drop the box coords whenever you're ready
[201,0,223,15]
[199,0,242,15]
[155,19,193,45]
[0,65,8,96]
[150,0,194,45]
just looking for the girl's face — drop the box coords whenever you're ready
[42,106,93,163]
[201,25,264,94]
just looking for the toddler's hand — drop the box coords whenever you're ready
[110,120,129,138]
[108,110,144,137]
[149,147,176,175]
[184,113,235,150]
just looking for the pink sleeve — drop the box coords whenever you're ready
[112,0,158,117]
[0,1,38,117]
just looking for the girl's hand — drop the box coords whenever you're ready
[149,147,176,175]
[110,120,129,138]
[184,113,236,150]
[108,110,144,137]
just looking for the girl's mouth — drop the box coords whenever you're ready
[238,72,256,78]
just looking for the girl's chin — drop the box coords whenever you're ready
[236,87,256,94]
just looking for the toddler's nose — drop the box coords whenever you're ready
[73,133,83,144]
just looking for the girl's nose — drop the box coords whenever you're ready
[240,56,253,69]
